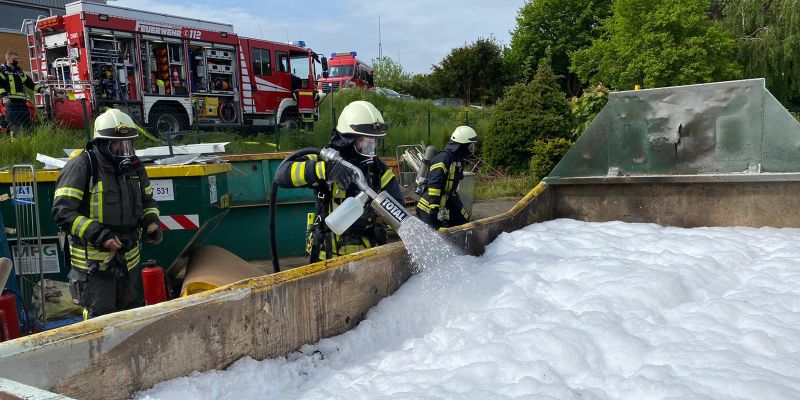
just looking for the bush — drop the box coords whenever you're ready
[570,83,609,138]
[529,137,574,180]
[484,62,574,173]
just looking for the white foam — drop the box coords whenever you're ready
[136,219,800,400]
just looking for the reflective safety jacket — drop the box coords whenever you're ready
[0,64,40,100]
[52,148,160,272]
[416,150,469,229]
[276,153,403,261]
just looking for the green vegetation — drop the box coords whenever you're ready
[429,37,509,105]
[507,0,612,96]
[484,63,573,173]
[0,89,492,168]
[571,0,742,89]
[570,83,610,138]
[313,88,492,153]
[474,175,538,200]
[529,137,574,180]
[713,0,800,108]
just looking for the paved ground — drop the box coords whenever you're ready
[470,197,522,220]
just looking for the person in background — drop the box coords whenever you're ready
[52,109,163,319]
[0,51,43,134]
[416,126,478,230]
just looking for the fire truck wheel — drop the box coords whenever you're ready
[149,107,187,138]
[279,107,299,130]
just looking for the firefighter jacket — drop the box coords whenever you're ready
[0,64,40,100]
[416,150,470,229]
[276,152,403,261]
[52,146,160,273]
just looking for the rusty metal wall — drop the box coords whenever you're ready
[551,182,800,228]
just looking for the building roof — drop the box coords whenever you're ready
[11,0,106,10]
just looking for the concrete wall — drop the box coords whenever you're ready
[0,33,30,71]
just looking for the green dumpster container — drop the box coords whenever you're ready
[0,163,231,286]
[211,153,316,261]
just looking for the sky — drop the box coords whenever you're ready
[112,0,525,74]
[138,219,800,399]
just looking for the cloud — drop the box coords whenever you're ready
[112,0,525,74]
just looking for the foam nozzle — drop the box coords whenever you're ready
[370,191,408,231]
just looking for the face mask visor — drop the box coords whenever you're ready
[354,136,378,157]
[110,139,135,159]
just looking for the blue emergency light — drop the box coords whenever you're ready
[331,51,358,58]
[292,41,306,48]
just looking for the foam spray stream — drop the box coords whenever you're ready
[320,148,465,278]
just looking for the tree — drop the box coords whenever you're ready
[372,57,412,91]
[429,37,509,105]
[713,0,800,108]
[507,0,612,96]
[406,74,436,99]
[571,0,742,90]
[484,62,574,173]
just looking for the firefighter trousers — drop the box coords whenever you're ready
[4,99,30,134]
[68,267,138,319]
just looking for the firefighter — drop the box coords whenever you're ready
[416,126,478,229]
[276,100,403,262]
[0,51,43,134]
[52,109,163,319]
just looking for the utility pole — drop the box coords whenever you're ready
[378,16,382,60]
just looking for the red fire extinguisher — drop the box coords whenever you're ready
[0,310,9,342]
[0,293,21,339]
[141,261,170,305]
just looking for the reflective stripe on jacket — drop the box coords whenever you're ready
[416,150,468,226]
[276,153,403,260]
[52,148,159,271]
[0,65,40,99]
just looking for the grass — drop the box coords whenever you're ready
[474,174,539,200]
[1,89,493,167]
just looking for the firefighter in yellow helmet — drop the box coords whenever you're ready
[275,100,403,262]
[416,126,477,229]
[52,109,162,319]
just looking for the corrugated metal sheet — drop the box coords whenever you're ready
[7,0,106,10]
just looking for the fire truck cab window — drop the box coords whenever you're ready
[276,51,289,73]
[329,65,354,78]
[252,48,271,76]
[290,53,310,89]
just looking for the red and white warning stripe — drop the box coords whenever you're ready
[159,215,200,231]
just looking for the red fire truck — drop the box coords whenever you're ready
[316,52,374,92]
[24,1,323,136]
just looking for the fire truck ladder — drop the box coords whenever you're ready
[21,17,47,107]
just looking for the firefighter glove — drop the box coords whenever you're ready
[146,222,163,246]
[326,161,354,189]
[102,235,123,251]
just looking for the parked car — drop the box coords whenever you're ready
[399,93,417,100]
[373,87,401,99]
[432,98,465,107]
